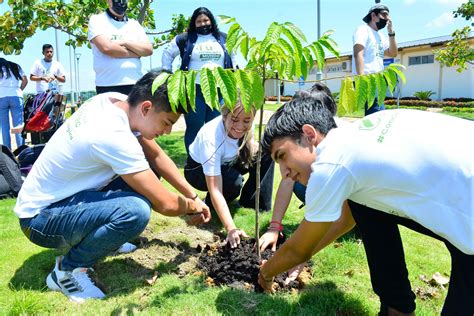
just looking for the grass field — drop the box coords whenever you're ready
[0,132,453,315]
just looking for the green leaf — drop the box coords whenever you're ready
[217,15,235,25]
[200,68,220,110]
[278,38,294,55]
[383,69,397,95]
[321,29,335,37]
[375,72,387,105]
[319,37,340,58]
[178,72,188,112]
[261,22,282,55]
[300,53,308,80]
[387,64,406,85]
[281,26,303,77]
[213,67,237,108]
[234,69,253,113]
[282,22,307,43]
[303,47,314,73]
[152,72,170,95]
[249,71,265,110]
[309,41,325,71]
[185,70,197,112]
[355,75,369,110]
[168,71,184,113]
[338,77,356,116]
[367,74,377,109]
[226,23,242,53]
[240,34,249,60]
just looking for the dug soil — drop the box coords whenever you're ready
[197,238,312,292]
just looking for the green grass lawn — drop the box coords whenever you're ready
[0,133,452,315]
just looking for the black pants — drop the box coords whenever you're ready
[96,85,135,96]
[348,200,474,315]
[184,154,274,211]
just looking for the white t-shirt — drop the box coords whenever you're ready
[352,24,389,74]
[0,67,25,97]
[188,116,239,176]
[30,59,66,93]
[88,12,149,87]
[14,93,150,218]
[305,109,474,255]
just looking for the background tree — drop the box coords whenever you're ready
[434,1,474,72]
[0,0,187,54]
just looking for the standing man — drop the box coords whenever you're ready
[30,44,66,94]
[352,4,397,115]
[88,0,153,95]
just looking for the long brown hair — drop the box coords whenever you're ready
[221,102,257,169]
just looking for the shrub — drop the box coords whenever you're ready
[442,97,474,102]
[414,90,436,101]
[384,99,474,108]
[265,96,292,101]
[442,106,474,113]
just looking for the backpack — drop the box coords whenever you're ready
[22,91,65,136]
[0,145,23,199]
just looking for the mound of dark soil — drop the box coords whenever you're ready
[197,238,311,292]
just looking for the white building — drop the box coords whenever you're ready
[266,34,474,100]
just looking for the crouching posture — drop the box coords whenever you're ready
[258,96,473,315]
[14,71,211,303]
[184,103,274,248]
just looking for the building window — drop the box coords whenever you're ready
[409,54,434,66]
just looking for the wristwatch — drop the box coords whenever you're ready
[388,32,395,37]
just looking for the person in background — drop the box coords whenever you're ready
[14,71,211,303]
[184,101,274,248]
[352,4,397,115]
[161,7,236,153]
[30,44,66,94]
[88,0,153,95]
[0,58,28,149]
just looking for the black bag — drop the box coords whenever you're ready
[0,145,23,199]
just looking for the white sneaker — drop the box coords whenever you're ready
[116,242,137,254]
[46,256,105,303]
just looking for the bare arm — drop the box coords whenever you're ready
[139,137,197,199]
[121,40,153,57]
[353,44,365,75]
[54,74,66,83]
[30,74,50,82]
[91,35,140,58]
[206,175,236,232]
[20,76,28,90]
[384,18,397,58]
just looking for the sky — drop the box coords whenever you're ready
[0,0,471,94]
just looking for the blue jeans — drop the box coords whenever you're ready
[19,180,151,271]
[0,96,25,149]
[184,84,221,153]
[365,98,385,116]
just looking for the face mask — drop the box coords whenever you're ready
[376,18,387,30]
[112,0,128,16]
[196,25,212,35]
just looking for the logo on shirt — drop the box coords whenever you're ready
[358,117,381,130]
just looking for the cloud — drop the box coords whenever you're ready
[425,12,455,28]
[403,0,417,5]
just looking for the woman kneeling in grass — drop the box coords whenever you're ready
[185,101,274,248]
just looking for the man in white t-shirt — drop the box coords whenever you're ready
[14,71,211,303]
[30,44,66,93]
[88,0,152,95]
[352,4,397,115]
[258,97,474,315]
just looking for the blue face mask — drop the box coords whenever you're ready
[112,0,128,16]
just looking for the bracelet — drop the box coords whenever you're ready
[269,220,283,232]
[190,194,199,200]
[388,32,395,37]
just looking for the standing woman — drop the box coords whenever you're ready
[184,101,274,248]
[0,58,28,149]
[161,7,236,152]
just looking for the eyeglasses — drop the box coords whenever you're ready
[378,11,389,18]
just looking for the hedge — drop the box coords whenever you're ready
[384,99,474,108]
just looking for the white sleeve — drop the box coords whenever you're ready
[305,163,355,222]
[134,21,150,43]
[87,15,102,41]
[30,60,40,76]
[55,62,66,77]
[200,139,223,176]
[353,26,368,48]
[161,37,180,71]
[90,131,150,175]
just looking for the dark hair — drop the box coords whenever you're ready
[293,82,337,116]
[42,44,53,52]
[188,7,220,39]
[128,71,186,114]
[262,96,336,154]
[0,58,22,80]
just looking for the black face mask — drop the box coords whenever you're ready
[196,25,213,35]
[112,0,128,16]
[376,18,387,30]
